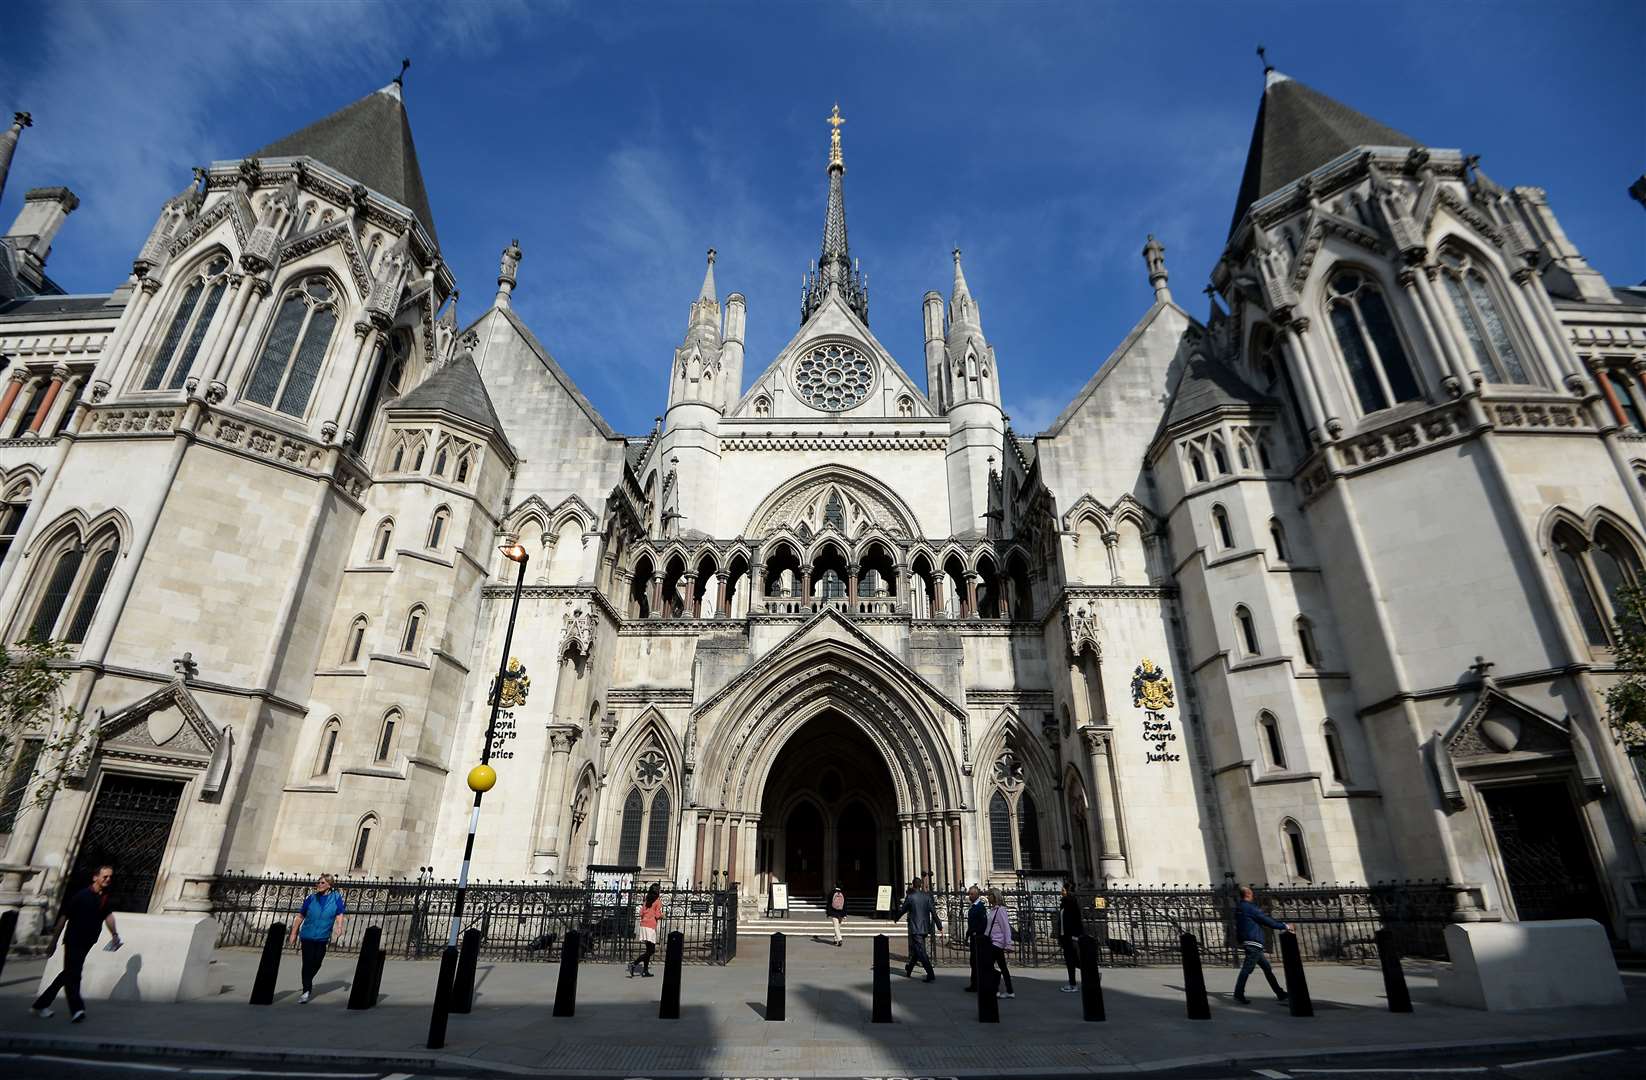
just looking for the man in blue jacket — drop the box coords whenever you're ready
[1233,886,1290,1004]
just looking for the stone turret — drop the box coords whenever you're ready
[941,248,1005,537]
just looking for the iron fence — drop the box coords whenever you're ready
[920,881,1455,968]
[208,875,737,965]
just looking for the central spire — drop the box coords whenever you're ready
[801,103,869,326]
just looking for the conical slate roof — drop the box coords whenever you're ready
[254,82,438,244]
[389,353,506,435]
[1229,71,1417,236]
[1162,355,1271,429]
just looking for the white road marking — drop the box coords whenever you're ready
[1505,1048,1624,1068]
[1253,1070,1292,1079]
[1292,1070,1487,1076]
[29,1057,179,1073]
[185,1071,381,1078]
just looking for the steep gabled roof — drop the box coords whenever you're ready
[254,82,438,244]
[1161,354,1272,429]
[389,353,508,440]
[1229,70,1418,236]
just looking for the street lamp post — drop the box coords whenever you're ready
[428,539,530,1049]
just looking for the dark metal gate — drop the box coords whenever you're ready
[70,773,184,913]
[1483,782,1610,926]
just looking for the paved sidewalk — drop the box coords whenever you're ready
[2,933,1644,1076]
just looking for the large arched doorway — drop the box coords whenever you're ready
[759,711,899,901]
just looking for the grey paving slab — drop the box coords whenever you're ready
[1,936,1643,1076]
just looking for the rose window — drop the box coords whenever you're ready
[635,748,666,788]
[792,342,875,411]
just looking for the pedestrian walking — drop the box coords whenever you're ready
[31,864,121,1022]
[1232,885,1291,1004]
[985,888,1015,999]
[288,873,346,1003]
[893,877,942,982]
[629,882,663,977]
[827,884,847,946]
[1058,879,1082,992]
[961,884,987,992]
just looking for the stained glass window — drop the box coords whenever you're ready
[792,342,875,411]
[1328,270,1421,414]
[618,787,644,866]
[245,277,337,416]
[646,788,671,869]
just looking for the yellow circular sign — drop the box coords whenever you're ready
[467,764,497,793]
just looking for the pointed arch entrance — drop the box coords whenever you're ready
[759,712,899,900]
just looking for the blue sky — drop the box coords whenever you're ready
[4,1,1643,435]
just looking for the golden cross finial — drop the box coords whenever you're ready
[827,103,845,168]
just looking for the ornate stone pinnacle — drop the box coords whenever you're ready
[827,103,845,169]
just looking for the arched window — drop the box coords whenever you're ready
[1210,438,1230,475]
[1235,605,1261,656]
[618,787,644,866]
[1592,524,1642,616]
[244,276,338,416]
[427,506,450,551]
[315,717,341,776]
[1256,436,1273,471]
[1552,524,1611,648]
[412,441,426,471]
[896,395,913,417]
[372,519,394,561]
[823,492,845,532]
[389,440,406,472]
[345,616,368,664]
[1212,505,1234,550]
[1016,790,1041,871]
[988,790,1013,871]
[1188,447,1207,484]
[1323,720,1349,783]
[375,709,399,762]
[357,333,409,442]
[1270,518,1289,562]
[820,569,845,599]
[455,453,473,484]
[754,396,770,418]
[1258,711,1286,770]
[351,813,377,872]
[401,604,426,654]
[1296,616,1320,668]
[1326,268,1421,415]
[1281,818,1312,880]
[0,486,30,567]
[432,444,449,477]
[646,787,671,869]
[142,255,230,391]
[1438,248,1530,385]
[22,531,119,645]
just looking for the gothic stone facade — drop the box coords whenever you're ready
[2,75,1646,946]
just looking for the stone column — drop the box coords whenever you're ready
[964,573,979,619]
[194,272,251,390]
[217,277,273,397]
[531,724,581,871]
[39,373,82,436]
[932,572,946,618]
[893,564,908,614]
[950,818,964,888]
[1588,358,1628,429]
[995,573,1010,619]
[27,368,65,434]
[727,820,740,887]
[846,562,860,607]
[693,814,708,885]
[716,570,731,617]
[800,565,812,604]
[649,573,663,618]
[1279,321,1330,440]
[0,368,27,430]
[681,572,697,619]
[1080,727,1126,879]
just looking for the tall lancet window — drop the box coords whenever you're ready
[142,255,231,391]
[1439,248,1530,385]
[823,492,846,533]
[1326,269,1421,415]
[245,276,339,417]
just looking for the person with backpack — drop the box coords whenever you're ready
[288,873,346,1004]
[31,864,121,1022]
[629,882,664,977]
[827,884,847,946]
[1057,879,1083,992]
[985,887,1015,999]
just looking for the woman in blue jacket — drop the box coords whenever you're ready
[1232,886,1290,1004]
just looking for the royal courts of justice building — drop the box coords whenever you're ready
[0,64,1644,948]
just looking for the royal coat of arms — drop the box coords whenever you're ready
[1131,658,1175,711]
[491,657,531,708]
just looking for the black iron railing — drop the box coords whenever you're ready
[920,881,1456,968]
[208,875,737,965]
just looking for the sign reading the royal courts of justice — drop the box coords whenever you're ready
[1131,658,1181,764]
[487,657,531,761]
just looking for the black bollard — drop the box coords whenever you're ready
[249,922,286,1005]
[1180,932,1211,1020]
[347,926,382,1010]
[977,938,999,1023]
[871,933,892,1023]
[552,929,580,1018]
[451,927,482,1014]
[1375,928,1413,1013]
[0,908,17,984]
[372,945,387,1005]
[426,944,459,1049]
[1278,931,1314,1017]
[766,931,786,1021]
[1078,934,1106,1022]
[659,931,684,1020]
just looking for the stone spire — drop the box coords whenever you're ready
[495,238,522,309]
[800,103,869,326]
[949,247,982,333]
[688,248,720,335]
[0,112,31,209]
[1142,234,1172,303]
[699,246,717,301]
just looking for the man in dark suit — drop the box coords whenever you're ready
[961,884,987,992]
[895,878,942,982]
